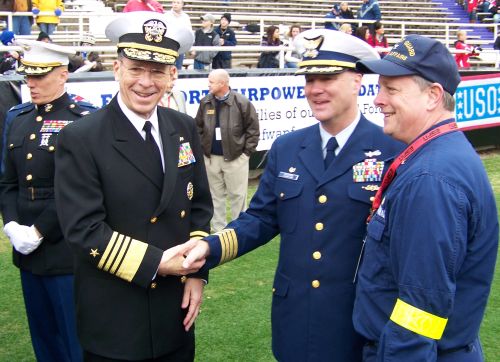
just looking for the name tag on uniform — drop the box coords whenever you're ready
[178,142,196,167]
[278,171,299,180]
[207,109,215,115]
[215,127,222,141]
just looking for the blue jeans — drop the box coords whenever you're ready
[13,16,32,35]
[175,53,185,70]
[21,270,82,362]
[194,59,209,70]
[38,23,57,35]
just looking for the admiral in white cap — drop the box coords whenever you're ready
[105,10,193,65]
[16,39,75,76]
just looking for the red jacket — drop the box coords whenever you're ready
[454,40,478,68]
[123,0,163,13]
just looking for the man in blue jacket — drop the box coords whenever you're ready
[357,0,381,30]
[353,34,498,361]
[181,29,403,361]
[212,12,237,69]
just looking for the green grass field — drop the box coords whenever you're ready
[0,153,499,362]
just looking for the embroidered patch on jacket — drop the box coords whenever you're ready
[178,142,196,167]
[353,159,384,182]
[40,120,73,133]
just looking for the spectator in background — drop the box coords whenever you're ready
[37,30,51,42]
[494,33,500,49]
[165,0,192,69]
[284,24,301,68]
[68,32,104,72]
[212,13,236,69]
[491,0,500,22]
[195,69,259,232]
[355,25,370,43]
[368,21,388,56]
[0,30,20,75]
[32,0,63,35]
[357,0,381,31]
[324,4,340,30]
[454,29,480,68]
[159,66,186,112]
[339,23,353,34]
[122,0,163,13]
[467,0,479,22]
[339,1,355,20]
[11,0,34,35]
[191,13,219,71]
[257,25,283,68]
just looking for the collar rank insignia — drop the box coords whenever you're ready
[143,19,167,43]
[365,150,381,158]
[303,35,324,58]
[44,104,53,113]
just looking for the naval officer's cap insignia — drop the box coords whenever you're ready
[143,19,167,43]
[302,35,323,58]
[288,167,296,173]
[365,150,381,158]
[90,248,100,257]
[186,182,194,200]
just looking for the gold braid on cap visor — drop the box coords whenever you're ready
[118,42,179,58]
[298,59,357,68]
[21,60,63,67]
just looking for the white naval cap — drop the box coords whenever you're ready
[294,29,380,75]
[105,11,194,65]
[16,40,75,76]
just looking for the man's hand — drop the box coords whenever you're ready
[182,278,204,331]
[157,241,206,277]
[182,240,210,269]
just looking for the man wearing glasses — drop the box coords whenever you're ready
[54,11,212,361]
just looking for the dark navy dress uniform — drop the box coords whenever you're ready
[353,121,498,361]
[1,92,97,362]
[202,117,402,362]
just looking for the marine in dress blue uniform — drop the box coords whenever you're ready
[54,12,212,361]
[353,35,498,361]
[1,40,97,362]
[182,29,403,361]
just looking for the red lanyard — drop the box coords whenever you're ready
[368,122,459,222]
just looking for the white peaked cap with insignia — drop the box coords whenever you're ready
[105,11,194,65]
[294,29,380,75]
[16,40,75,76]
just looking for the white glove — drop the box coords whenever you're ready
[3,222,43,255]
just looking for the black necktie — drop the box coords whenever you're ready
[324,137,338,169]
[143,121,164,174]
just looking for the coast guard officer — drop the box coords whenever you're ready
[54,12,212,361]
[182,29,403,361]
[353,35,498,361]
[1,40,97,362]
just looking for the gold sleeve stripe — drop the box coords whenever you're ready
[110,236,131,275]
[190,230,209,240]
[390,298,448,340]
[102,233,125,272]
[116,238,148,282]
[218,229,238,265]
[97,231,119,270]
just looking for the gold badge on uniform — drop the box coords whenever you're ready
[186,182,194,200]
[90,248,100,257]
[44,104,53,113]
[303,35,324,58]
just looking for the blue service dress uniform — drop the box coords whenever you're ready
[0,92,97,362]
[202,116,403,361]
[353,120,499,361]
[54,96,213,360]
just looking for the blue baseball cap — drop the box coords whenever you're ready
[356,35,461,95]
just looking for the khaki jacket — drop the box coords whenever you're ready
[195,90,260,161]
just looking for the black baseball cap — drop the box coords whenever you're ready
[356,35,461,95]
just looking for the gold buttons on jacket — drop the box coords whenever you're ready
[313,251,322,260]
[315,222,324,231]
[29,134,36,140]
[312,280,320,288]
[151,282,157,289]
[26,153,33,160]
[318,195,327,204]
[36,116,43,122]
[9,143,14,149]
[370,196,375,202]
[70,104,76,109]
[272,288,276,293]
[150,217,158,223]
[180,210,186,218]
[48,146,55,152]
[26,174,33,181]
[180,276,187,283]
[279,192,285,199]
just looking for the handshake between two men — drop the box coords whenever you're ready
[157,238,211,278]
